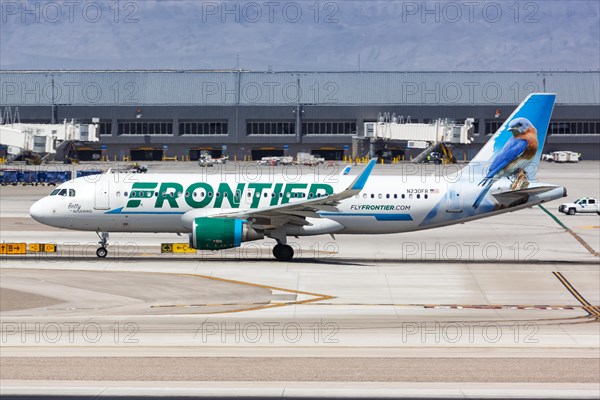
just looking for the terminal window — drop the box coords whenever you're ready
[118,121,173,135]
[247,121,295,135]
[180,121,228,135]
[485,120,505,134]
[302,121,356,135]
[97,122,112,136]
[548,121,600,135]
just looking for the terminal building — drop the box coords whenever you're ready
[1,70,599,161]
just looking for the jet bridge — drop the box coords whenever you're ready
[0,119,99,162]
[362,116,474,162]
[364,117,474,145]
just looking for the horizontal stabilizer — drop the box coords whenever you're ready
[491,186,556,206]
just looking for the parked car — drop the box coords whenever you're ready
[558,198,599,215]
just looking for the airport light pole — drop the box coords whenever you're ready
[46,74,57,124]
[292,75,304,144]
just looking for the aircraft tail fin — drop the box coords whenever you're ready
[469,93,556,182]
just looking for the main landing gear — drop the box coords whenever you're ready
[96,231,109,258]
[272,243,294,262]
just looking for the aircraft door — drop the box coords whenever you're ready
[446,183,462,213]
[94,180,110,210]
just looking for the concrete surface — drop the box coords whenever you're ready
[0,161,598,398]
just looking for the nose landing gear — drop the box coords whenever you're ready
[96,231,109,258]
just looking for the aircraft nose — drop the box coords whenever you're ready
[29,199,46,224]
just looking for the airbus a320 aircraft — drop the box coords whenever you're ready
[30,94,566,261]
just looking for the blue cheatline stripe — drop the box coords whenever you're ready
[320,212,413,221]
[233,219,242,247]
[351,159,376,190]
[104,207,185,215]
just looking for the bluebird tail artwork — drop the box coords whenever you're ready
[472,94,555,209]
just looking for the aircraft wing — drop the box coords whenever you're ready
[207,158,377,228]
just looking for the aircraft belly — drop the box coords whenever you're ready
[65,213,186,233]
[329,216,417,234]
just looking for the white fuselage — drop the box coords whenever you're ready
[29,170,565,237]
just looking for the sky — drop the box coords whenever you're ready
[0,0,598,71]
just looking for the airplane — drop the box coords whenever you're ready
[29,93,566,261]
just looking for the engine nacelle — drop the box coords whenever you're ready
[189,217,263,250]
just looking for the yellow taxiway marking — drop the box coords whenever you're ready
[150,273,335,314]
[576,226,600,229]
[553,271,600,319]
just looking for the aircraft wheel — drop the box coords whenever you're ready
[273,244,294,262]
[96,247,108,258]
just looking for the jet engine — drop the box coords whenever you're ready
[188,217,263,250]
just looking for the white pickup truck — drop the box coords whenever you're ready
[558,198,600,215]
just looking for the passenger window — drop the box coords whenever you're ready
[124,192,128,197]
[386,194,390,199]
[216,192,221,198]
[409,194,413,199]
[69,189,75,197]
[370,194,374,199]
[378,194,382,199]
[417,194,420,199]
[394,194,398,199]
[401,194,405,199]
[424,194,428,199]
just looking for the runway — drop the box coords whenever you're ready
[1,161,599,398]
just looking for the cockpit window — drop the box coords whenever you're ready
[69,189,76,197]
[50,189,60,196]
[58,189,68,196]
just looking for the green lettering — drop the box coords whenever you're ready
[270,183,283,206]
[215,183,245,209]
[155,182,184,208]
[308,183,334,199]
[248,183,271,208]
[281,183,308,204]
[185,182,213,209]
[126,182,157,208]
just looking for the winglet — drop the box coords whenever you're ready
[349,158,377,191]
[340,165,352,176]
